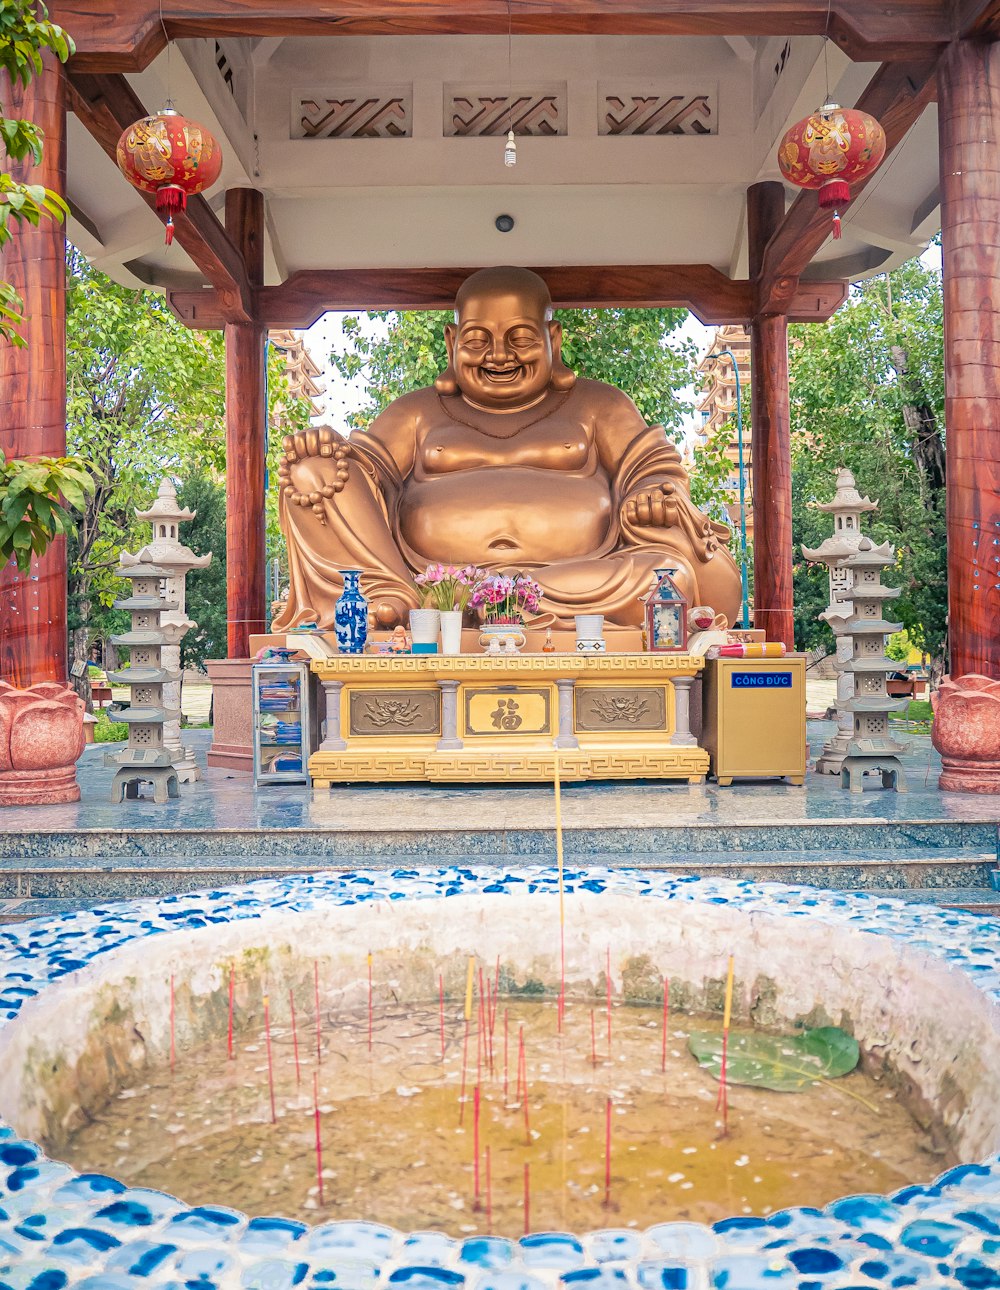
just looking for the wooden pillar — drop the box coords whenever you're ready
[0,57,67,686]
[224,189,266,658]
[747,181,795,649]
[938,37,1000,680]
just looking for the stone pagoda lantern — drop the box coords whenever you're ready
[106,562,185,802]
[801,467,878,774]
[827,537,909,792]
[120,479,212,782]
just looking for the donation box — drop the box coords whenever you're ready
[701,656,806,785]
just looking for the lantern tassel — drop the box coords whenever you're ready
[156,184,187,246]
[831,211,842,240]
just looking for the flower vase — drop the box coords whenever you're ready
[409,608,441,653]
[334,569,368,654]
[440,609,463,654]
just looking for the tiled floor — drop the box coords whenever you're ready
[0,722,992,837]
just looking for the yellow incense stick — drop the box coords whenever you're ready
[464,955,475,1020]
[723,955,735,1031]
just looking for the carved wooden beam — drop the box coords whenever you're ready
[952,0,1000,38]
[66,71,254,322]
[52,1,953,72]
[756,57,939,317]
[167,265,847,329]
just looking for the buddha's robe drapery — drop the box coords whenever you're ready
[273,398,741,632]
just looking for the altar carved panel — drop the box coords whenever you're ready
[464,687,552,737]
[575,686,668,733]
[349,689,440,736]
[599,88,716,136]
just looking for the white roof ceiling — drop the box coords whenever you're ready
[70,32,940,295]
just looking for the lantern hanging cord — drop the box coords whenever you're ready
[822,0,834,105]
[158,0,172,106]
[507,0,513,135]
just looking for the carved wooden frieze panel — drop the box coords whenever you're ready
[575,686,668,732]
[598,87,716,136]
[445,86,566,137]
[349,689,440,736]
[294,88,412,139]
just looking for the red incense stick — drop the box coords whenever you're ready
[439,973,446,1059]
[604,1095,612,1208]
[590,1008,597,1066]
[289,988,301,1085]
[264,995,277,1124]
[523,1162,531,1235]
[169,974,175,1071]
[312,1070,324,1206]
[227,965,234,1061]
[503,1008,509,1103]
[473,1083,481,1206]
[313,962,322,1066]
[661,976,669,1075]
[519,1028,530,1144]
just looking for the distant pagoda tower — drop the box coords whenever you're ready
[121,479,212,783]
[801,467,878,774]
[106,562,184,803]
[828,537,909,793]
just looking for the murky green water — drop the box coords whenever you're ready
[55,998,949,1235]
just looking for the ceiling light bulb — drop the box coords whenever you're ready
[504,130,516,167]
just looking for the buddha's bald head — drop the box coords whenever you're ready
[439,265,572,408]
[454,266,553,325]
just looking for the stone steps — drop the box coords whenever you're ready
[0,848,995,907]
[0,819,996,860]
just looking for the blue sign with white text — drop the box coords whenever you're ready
[730,671,793,689]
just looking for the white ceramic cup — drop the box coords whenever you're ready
[575,614,605,641]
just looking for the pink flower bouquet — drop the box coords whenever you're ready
[414,563,488,613]
[470,572,542,624]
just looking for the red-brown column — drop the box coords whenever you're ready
[224,189,266,658]
[0,57,67,686]
[938,37,1000,681]
[747,181,794,649]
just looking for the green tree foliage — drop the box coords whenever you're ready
[64,248,310,665]
[177,474,227,671]
[0,0,73,343]
[789,255,946,667]
[0,451,94,569]
[330,307,696,435]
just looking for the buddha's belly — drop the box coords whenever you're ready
[400,470,612,566]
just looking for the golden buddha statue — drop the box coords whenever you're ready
[273,267,741,631]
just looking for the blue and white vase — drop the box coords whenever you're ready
[334,569,368,654]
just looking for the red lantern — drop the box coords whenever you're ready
[116,108,223,245]
[777,102,886,239]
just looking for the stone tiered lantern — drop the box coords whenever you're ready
[801,467,878,774]
[827,537,909,792]
[121,479,212,782]
[105,562,184,803]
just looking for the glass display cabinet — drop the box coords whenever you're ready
[251,660,315,785]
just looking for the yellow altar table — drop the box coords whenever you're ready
[309,653,707,785]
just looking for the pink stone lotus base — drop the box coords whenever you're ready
[938,757,1000,794]
[0,765,81,806]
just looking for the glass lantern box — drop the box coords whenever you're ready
[643,566,689,652]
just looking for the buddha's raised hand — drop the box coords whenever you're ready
[277,428,351,520]
[623,483,680,528]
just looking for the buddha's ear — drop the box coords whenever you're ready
[548,319,576,391]
[434,322,460,394]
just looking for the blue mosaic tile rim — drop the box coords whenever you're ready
[2,867,1000,1290]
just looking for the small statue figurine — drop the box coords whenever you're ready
[388,625,411,654]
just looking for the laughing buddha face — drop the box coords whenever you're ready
[443,267,563,411]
